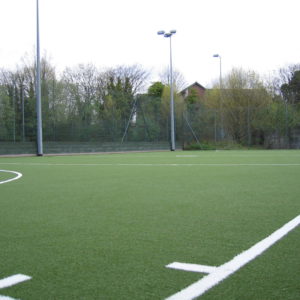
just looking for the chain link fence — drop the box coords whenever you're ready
[183,101,300,150]
[1,88,300,155]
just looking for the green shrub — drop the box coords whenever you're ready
[184,141,246,150]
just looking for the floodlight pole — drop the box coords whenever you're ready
[36,0,43,156]
[21,84,25,142]
[213,54,224,139]
[158,30,176,151]
[169,34,175,151]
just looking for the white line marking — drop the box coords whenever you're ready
[0,274,31,300]
[0,274,31,289]
[0,163,300,167]
[0,296,17,300]
[166,262,217,274]
[176,155,198,157]
[165,215,300,300]
[0,170,22,184]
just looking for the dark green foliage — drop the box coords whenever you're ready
[0,60,151,144]
[1,59,300,151]
[105,75,134,121]
[281,70,300,104]
[185,88,199,105]
[184,141,246,150]
[184,142,207,150]
[147,81,165,98]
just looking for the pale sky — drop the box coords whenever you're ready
[0,0,299,88]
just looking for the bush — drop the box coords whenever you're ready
[183,141,216,150]
[183,141,246,150]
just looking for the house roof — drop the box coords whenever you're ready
[180,82,206,94]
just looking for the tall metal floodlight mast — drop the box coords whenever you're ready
[36,0,43,156]
[213,54,224,139]
[157,30,176,151]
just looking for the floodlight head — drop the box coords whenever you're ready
[213,54,220,58]
[170,30,176,34]
[164,33,172,38]
[157,30,165,35]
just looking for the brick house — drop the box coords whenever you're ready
[180,82,206,99]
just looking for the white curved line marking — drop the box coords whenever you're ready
[0,170,22,184]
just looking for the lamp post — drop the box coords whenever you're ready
[158,30,176,151]
[213,54,224,139]
[36,0,43,156]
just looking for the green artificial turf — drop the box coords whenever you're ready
[0,150,299,299]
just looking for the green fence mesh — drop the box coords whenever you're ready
[1,84,300,155]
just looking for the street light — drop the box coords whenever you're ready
[213,53,224,139]
[213,54,222,85]
[36,0,43,156]
[158,30,176,151]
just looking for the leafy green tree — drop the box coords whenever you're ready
[206,68,273,145]
[62,64,99,125]
[0,55,68,142]
[281,70,300,105]
[0,86,14,140]
[147,82,165,98]
[98,65,150,139]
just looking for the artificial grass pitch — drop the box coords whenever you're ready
[0,150,299,299]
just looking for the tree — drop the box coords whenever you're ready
[280,68,300,105]
[206,68,273,145]
[185,89,200,105]
[96,64,150,140]
[0,85,14,140]
[0,56,155,145]
[62,64,99,122]
[105,64,150,95]
[159,68,186,92]
[147,81,165,98]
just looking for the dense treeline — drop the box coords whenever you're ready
[0,56,299,149]
[0,57,151,142]
[189,66,300,148]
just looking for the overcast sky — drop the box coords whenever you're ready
[0,0,299,88]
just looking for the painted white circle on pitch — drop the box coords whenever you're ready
[0,170,23,184]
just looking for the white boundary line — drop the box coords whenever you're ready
[176,155,199,157]
[166,263,217,274]
[165,215,300,300]
[0,274,31,300]
[0,170,22,184]
[0,163,300,167]
[0,274,31,289]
